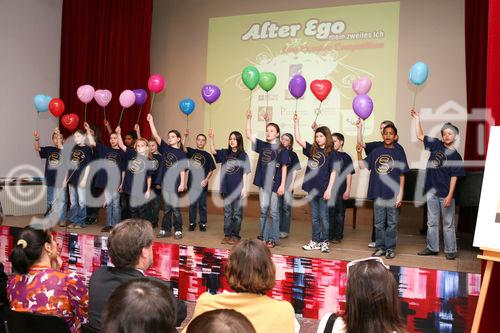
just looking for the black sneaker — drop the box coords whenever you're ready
[372,248,386,257]
[199,225,207,232]
[445,252,457,260]
[86,217,98,225]
[385,249,396,259]
[417,248,438,256]
[188,224,196,231]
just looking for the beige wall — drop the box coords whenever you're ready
[0,0,62,176]
[151,0,467,196]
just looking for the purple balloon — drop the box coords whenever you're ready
[288,74,307,99]
[352,94,373,120]
[133,89,147,106]
[201,84,221,104]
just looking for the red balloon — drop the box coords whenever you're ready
[61,113,79,131]
[49,98,65,117]
[148,74,165,93]
[310,80,333,102]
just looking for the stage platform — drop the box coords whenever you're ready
[1,204,481,273]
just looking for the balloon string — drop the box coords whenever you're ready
[35,112,39,132]
[150,93,156,115]
[118,107,125,126]
[186,115,189,131]
[266,92,269,118]
[84,103,88,123]
[103,107,106,121]
[209,103,212,129]
[248,91,252,111]
[313,101,322,123]
[412,88,417,108]
[295,98,298,114]
[136,105,143,124]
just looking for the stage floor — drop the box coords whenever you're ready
[3,204,480,273]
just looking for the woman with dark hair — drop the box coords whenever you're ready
[184,239,297,333]
[101,278,177,333]
[7,225,88,333]
[317,258,405,333]
[186,309,256,333]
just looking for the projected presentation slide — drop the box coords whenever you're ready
[205,2,400,160]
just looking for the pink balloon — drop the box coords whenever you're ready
[352,77,372,95]
[148,74,165,93]
[94,89,112,107]
[77,84,95,104]
[119,90,135,108]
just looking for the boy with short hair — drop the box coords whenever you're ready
[411,108,465,260]
[357,124,408,259]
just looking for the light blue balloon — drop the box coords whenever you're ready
[179,98,195,116]
[34,94,50,112]
[408,61,429,86]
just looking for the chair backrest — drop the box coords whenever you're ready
[455,171,484,207]
[5,309,71,333]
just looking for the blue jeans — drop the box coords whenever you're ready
[309,195,329,243]
[189,189,208,226]
[46,186,67,223]
[259,189,280,242]
[426,193,457,253]
[328,195,346,240]
[373,200,398,250]
[279,191,293,234]
[223,196,243,238]
[161,191,183,232]
[68,184,86,227]
[104,189,121,227]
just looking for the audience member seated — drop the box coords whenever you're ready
[317,257,405,333]
[186,309,256,333]
[184,239,298,333]
[101,278,177,333]
[7,225,88,333]
[88,219,187,330]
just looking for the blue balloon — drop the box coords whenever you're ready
[408,61,429,86]
[179,98,195,116]
[34,94,51,112]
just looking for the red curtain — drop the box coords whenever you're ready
[59,0,153,141]
[480,0,500,331]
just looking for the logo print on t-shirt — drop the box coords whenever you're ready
[48,152,62,168]
[129,158,145,174]
[375,154,394,174]
[191,153,206,169]
[225,156,241,175]
[106,153,118,166]
[308,152,325,169]
[70,149,85,166]
[152,158,159,171]
[261,148,277,164]
[431,151,447,168]
[164,153,178,168]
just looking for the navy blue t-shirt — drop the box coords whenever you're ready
[39,146,64,187]
[423,136,465,198]
[93,143,125,190]
[122,147,153,196]
[332,151,355,199]
[151,153,162,182]
[284,150,301,189]
[301,142,339,196]
[252,139,289,193]
[214,149,251,196]
[365,146,409,201]
[186,147,216,190]
[365,141,404,156]
[155,140,188,192]
[67,145,93,185]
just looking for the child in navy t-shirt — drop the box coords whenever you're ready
[209,128,251,245]
[34,127,67,226]
[357,124,408,259]
[294,114,338,254]
[246,111,288,248]
[411,108,465,260]
[183,131,216,232]
[148,139,162,228]
[329,132,355,243]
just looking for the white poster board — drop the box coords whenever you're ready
[473,126,500,251]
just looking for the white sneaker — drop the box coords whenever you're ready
[279,232,289,239]
[320,241,330,253]
[368,242,376,248]
[302,240,320,251]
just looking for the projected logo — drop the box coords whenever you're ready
[225,157,241,175]
[375,154,394,174]
[261,148,277,164]
[164,153,178,168]
[129,158,146,174]
[152,158,159,171]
